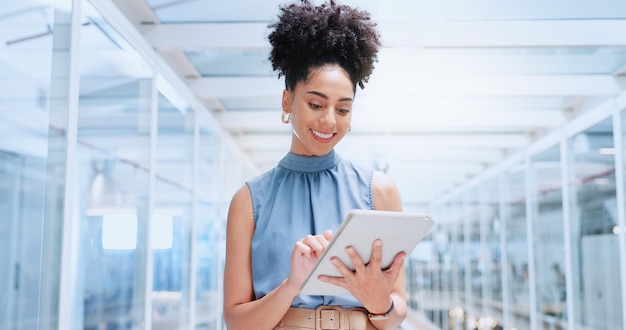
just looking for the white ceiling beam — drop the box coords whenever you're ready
[188,76,282,98]
[217,108,566,131]
[365,75,621,97]
[380,20,626,48]
[111,0,160,24]
[140,20,626,50]
[139,23,270,50]
[189,75,621,98]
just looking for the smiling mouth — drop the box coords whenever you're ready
[311,129,334,139]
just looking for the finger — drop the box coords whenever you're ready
[384,251,407,275]
[322,257,358,285]
[304,235,325,256]
[294,239,311,255]
[318,273,354,288]
[344,246,366,273]
[330,256,358,279]
[317,230,333,250]
[313,234,329,251]
[322,229,333,242]
[368,239,383,269]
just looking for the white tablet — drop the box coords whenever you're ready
[300,209,434,296]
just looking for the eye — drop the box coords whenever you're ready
[338,108,351,114]
[309,103,323,110]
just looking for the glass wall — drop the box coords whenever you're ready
[421,107,626,329]
[195,120,221,330]
[0,0,247,329]
[502,163,530,330]
[568,118,622,329]
[480,178,502,324]
[0,1,73,329]
[76,4,153,329]
[466,188,482,313]
[151,89,195,329]
[530,145,567,329]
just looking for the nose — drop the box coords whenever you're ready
[320,108,336,127]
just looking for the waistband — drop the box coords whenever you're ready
[274,305,377,330]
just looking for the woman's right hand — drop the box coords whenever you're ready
[285,229,333,294]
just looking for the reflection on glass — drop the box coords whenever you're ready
[569,118,623,329]
[76,3,153,328]
[152,92,194,328]
[466,188,482,310]
[530,146,567,329]
[449,201,466,330]
[479,178,502,323]
[502,163,530,330]
[195,121,221,329]
[0,2,70,329]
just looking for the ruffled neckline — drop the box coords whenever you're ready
[278,150,341,173]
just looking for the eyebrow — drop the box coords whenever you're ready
[306,91,353,102]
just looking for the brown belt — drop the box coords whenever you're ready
[274,305,377,330]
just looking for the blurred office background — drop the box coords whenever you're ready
[1,0,625,329]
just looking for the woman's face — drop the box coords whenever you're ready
[283,64,354,156]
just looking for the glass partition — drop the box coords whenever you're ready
[466,188,482,311]
[529,145,567,329]
[480,177,503,325]
[195,121,221,329]
[502,163,530,330]
[568,118,623,329]
[449,201,465,330]
[152,90,195,328]
[0,1,73,328]
[75,3,153,328]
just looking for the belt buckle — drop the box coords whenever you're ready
[315,305,344,330]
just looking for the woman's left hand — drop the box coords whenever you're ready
[318,239,406,313]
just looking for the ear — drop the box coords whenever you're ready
[281,89,291,113]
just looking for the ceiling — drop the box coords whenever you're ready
[109,0,626,209]
[4,0,626,210]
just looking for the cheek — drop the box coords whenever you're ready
[339,114,352,128]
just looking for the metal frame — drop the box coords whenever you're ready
[612,108,626,330]
[498,174,510,329]
[143,73,158,330]
[58,0,83,328]
[524,156,538,330]
[559,136,575,330]
[189,109,200,330]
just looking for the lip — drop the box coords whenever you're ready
[311,129,335,143]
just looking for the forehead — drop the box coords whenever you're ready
[297,64,354,94]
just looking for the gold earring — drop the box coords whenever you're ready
[281,112,291,124]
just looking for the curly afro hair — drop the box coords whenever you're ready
[268,0,381,91]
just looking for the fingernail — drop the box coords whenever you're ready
[375,239,382,246]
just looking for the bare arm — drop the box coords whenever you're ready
[223,185,333,330]
[222,185,298,330]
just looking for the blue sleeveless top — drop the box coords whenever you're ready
[246,150,374,308]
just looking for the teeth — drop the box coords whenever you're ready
[312,129,333,139]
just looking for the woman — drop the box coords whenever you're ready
[223,1,408,329]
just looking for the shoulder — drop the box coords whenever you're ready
[231,184,252,208]
[371,170,402,211]
[227,184,254,227]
